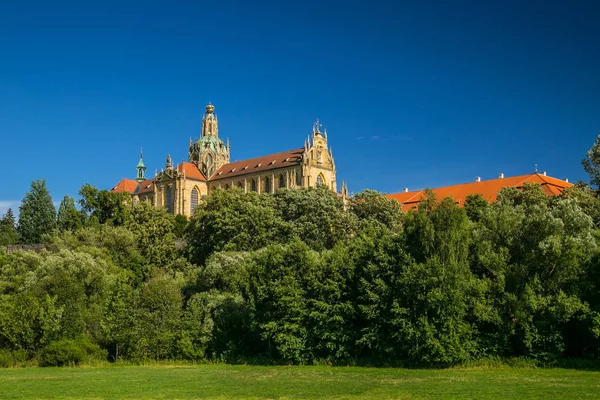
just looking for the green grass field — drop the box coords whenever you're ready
[0,364,599,399]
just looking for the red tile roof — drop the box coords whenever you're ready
[112,149,302,192]
[136,178,156,194]
[212,148,304,180]
[387,173,573,211]
[111,178,139,194]
[176,162,206,181]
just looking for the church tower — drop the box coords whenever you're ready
[136,149,146,182]
[303,119,336,190]
[188,103,230,178]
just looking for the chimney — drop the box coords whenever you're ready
[475,176,481,182]
[403,187,409,193]
[565,178,569,183]
[498,173,504,179]
[542,171,547,176]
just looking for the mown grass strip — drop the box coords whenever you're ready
[0,365,599,399]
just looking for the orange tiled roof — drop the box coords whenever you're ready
[176,162,206,181]
[387,173,573,211]
[211,148,304,180]
[111,178,139,194]
[136,178,156,194]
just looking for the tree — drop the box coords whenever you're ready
[78,184,130,226]
[0,209,19,246]
[124,274,183,360]
[272,186,355,251]
[57,195,83,232]
[243,239,353,363]
[350,189,403,231]
[186,188,284,265]
[464,194,489,222]
[125,202,177,271]
[473,185,597,359]
[174,214,188,238]
[18,180,56,244]
[582,134,600,190]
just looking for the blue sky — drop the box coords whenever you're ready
[1,0,599,215]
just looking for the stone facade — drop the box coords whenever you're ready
[112,103,341,217]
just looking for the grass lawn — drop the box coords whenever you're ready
[0,364,599,399]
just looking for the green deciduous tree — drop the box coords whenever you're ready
[242,239,354,363]
[464,194,489,222]
[273,186,355,251]
[472,184,597,359]
[350,189,403,231]
[126,202,178,271]
[78,184,130,226]
[125,274,183,360]
[186,188,284,265]
[18,180,56,244]
[582,134,600,190]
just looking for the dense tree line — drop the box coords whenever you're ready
[1,137,600,366]
[1,183,600,366]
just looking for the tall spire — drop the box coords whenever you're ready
[136,148,146,182]
[201,102,218,137]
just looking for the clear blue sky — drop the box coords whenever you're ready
[1,0,599,214]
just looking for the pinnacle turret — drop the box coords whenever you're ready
[136,148,146,182]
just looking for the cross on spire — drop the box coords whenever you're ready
[314,118,322,133]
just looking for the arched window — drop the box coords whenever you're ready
[190,188,199,215]
[165,186,173,213]
[251,179,257,192]
[296,170,302,186]
[279,174,285,189]
[316,174,324,187]
[203,153,214,177]
[238,181,243,188]
[224,184,229,190]
[265,177,271,193]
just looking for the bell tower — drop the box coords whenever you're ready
[136,149,146,182]
[188,103,230,178]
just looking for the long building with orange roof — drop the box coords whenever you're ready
[387,173,573,211]
[111,103,344,217]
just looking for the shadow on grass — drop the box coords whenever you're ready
[221,355,600,371]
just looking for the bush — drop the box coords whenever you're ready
[39,338,107,367]
[0,349,13,368]
[0,349,30,368]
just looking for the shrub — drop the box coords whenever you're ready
[39,338,106,367]
[0,349,13,368]
[0,349,30,368]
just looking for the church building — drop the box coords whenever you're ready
[112,103,341,217]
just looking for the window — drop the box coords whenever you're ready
[238,181,243,188]
[316,174,324,187]
[279,174,285,188]
[296,170,302,186]
[165,187,173,213]
[265,177,271,193]
[224,184,229,189]
[190,188,199,214]
[251,179,257,192]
